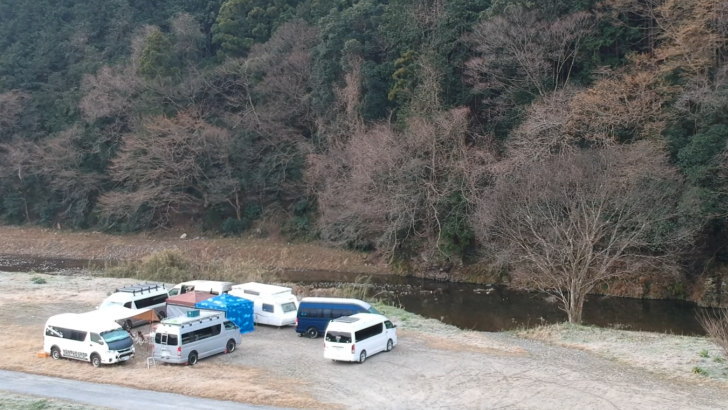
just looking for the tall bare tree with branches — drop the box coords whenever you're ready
[475,142,691,323]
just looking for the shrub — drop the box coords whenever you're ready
[697,309,728,357]
[31,276,46,285]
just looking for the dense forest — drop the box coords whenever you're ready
[1,0,727,311]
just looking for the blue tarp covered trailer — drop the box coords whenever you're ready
[195,293,254,334]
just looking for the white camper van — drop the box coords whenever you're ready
[167,280,234,297]
[152,310,241,365]
[229,282,298,326]
[98,283,168,328]
[44,312,135,367]
[323,313,397,363]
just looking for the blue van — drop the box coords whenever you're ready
[296,297,380,338]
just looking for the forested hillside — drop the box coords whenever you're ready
[1,0,727,307]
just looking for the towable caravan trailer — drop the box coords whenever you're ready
[44,312,135,367]
[152,310,241,365]
[229,282,298,326]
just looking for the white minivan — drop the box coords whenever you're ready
[44,312,135,367]
[167,280,234,297]
[152,310,241,365]
[324,313,397,363]
[98,283,168,328]
[229,282,298,326]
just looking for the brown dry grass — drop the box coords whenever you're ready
[0,324,324,408]
[0,225,388,275]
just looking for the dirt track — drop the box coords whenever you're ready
[2,271,728,409]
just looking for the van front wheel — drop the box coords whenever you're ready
[188,351,198,365]
[226,339,236,353]
[50,346,61,360]
[90,354,101,368]
[386,339,393,352]
[305,327,318,338]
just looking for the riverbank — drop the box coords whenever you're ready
[2,270,728,408]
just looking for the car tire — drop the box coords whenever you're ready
[90,353,101,368]
[386,339,393,352]
[51,346,61,360]
[305,327,318,339]
[226,339,236,353]
[188,351,198,365]
[359,350,367,363]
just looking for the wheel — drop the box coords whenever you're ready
[188,351,198,365]
[50,346,61,360]
[226,339,236,353]
[305,327,318,339]
[386,339,393,352]
[359,350,367,363]
[90,353,101,368]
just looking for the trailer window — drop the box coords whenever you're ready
[262,303,274,313]
[325,331,352,343]
[281,302,297,313]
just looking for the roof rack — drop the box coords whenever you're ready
[114,283,166,296]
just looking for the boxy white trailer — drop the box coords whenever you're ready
[229,282,298,326]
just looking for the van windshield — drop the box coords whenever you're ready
[101,329,130,343]
[281,302,297,313]
[325,331,352,343]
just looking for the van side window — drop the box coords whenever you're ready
[154,333,178,345]
[299,307,321,318]
[45,326,63,338]
[124,302,132,309]
[136,294,168,308]
[224,321,238,330]
[262,303,274,313]
[90,333,104,344]
[322,308,332,318]
[354,323,383,342]
[181,324,222,344]
[385,320,395,329]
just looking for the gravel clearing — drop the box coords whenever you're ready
[3,271,728,409]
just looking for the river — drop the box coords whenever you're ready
[0,255,715,335]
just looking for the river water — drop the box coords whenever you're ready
[0,255,715,335]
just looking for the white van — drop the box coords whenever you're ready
[152,310,241,365]
[167,280,234,297]
[98,283,169,328]
[229,282,298,326]
[323,313,397,363]
[44,312,135,367]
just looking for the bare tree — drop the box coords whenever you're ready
[98,110,233,229]
[475,141,689,323]
[465,8,593,99]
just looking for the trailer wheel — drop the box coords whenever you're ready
[386,339,393,352]
[188,351,198,365]
[226,339,236,353]
[90,353,101,368]
[305,327,318,338]
[359,350,367,363]
[51,346,61,360]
